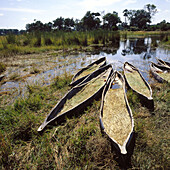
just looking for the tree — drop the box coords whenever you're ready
[144,4,157,17]
[43,22,53,31]
[53,17,64,30]
[131,10,151,29]
[26,20,44,32]
[123,9,128,24]
[81,11,101,30]
[103,11,121,30]
[124,4,157,30]
[158,20,170,31]
[74,19,83,31]
[64,18,75,31]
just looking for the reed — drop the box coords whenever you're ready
[0,30,120,57]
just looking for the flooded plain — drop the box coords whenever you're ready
[0,35,170,101]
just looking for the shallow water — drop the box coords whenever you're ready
[91,37,170,82]
[1,35,170,94]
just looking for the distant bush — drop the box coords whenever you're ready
[34,37,41,47]
[6,34,16,44]
[44,37,53,45]
[23,39,31,46]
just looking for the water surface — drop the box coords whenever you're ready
[1,35,170,94]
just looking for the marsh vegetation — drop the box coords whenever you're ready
[0,30,169,169]
[0,72,169,169]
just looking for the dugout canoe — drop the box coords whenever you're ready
[150,62,170,83]
[38,64,113,132]
[156,58,170,68]
[123,62,154,111]
[100,71,134,155]
[69,56,106,86]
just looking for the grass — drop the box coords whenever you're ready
[120,30,170,49]
[120,30,170,37]
[159,34,170,49]
[127,82,169,169]
[9,72,21,81]
[0,30,169,58]
[0,30,169,169]
[0,65,169,169]
[0,30,120,58]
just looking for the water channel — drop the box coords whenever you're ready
[1,35,170,97]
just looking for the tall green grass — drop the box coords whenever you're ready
[0,70,169,169]
[0,30,120,57]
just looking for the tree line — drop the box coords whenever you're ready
[26,11,121,32]
[25,4,170,32]
[0,3,170,36]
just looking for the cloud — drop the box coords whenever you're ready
[123,0,137,6]
[0,13,4,16]
[164,10,170,13]
[157,8,161,12]
[0,7,45,14]
[21,17,28,21]
[79,0,122,8]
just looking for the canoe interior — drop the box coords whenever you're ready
[74,60,106,81]
[157,58,170,68]
[124,62,151,98]
[150,63,170,83]
[103,79,132,146]
[57,69,111,117]
[101,71,134,154]
[38,65,113,131]
[70,57,106,86]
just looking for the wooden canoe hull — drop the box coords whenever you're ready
[69,57,106,87]
[156,58,170,68]
[99,71,134,155]
[38,64,113,132]
[123,62,154,111]
[150,62,170,83]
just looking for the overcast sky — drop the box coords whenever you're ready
[0,0,170,30]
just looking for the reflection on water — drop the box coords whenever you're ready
[1,35,170,94]
[92,35,170,82]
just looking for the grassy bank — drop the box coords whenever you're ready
[120,30,170,49]
[0,72,169,169]
[1,30,170,58]
[0,30,120,58]
[120,30,170,37]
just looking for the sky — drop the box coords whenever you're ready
[0,0,170,30]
